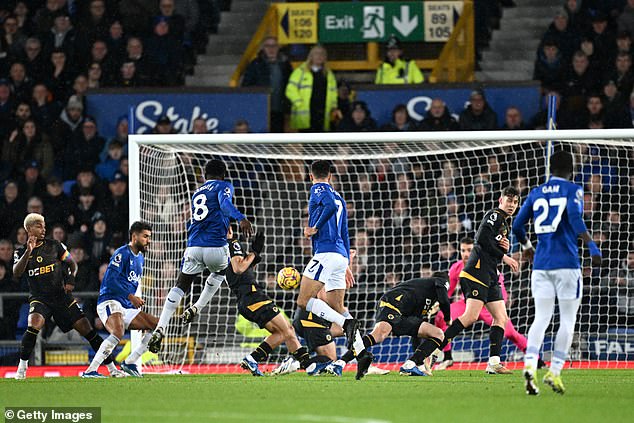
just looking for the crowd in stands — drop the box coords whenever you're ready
[0,1,633,352]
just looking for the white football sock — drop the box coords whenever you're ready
[488,355,500,366]
[193,273,224,310]
[550,298,581,376]
[17,359,28,371]
[306,298,346,327]
[524,297,555,370]
[156,287,185,331]
[126,333,152,364]
[106,362,117,374]
[86,335,119,373]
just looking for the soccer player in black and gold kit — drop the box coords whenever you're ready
[439,187,520,374]
[355,272,452,380]
[13,213,120,379]
[223,227,313,376]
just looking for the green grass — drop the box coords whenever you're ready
[1,370,633,423]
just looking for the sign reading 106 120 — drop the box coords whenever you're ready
[424,1,463,42]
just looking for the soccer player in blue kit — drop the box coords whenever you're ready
[148,160,253,353]
[297,160,367,374]
[513,150,602,395]
[82,221,158,378]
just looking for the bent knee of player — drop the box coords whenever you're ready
[429,325,444,341]
[28,313,45,329]
[372,322,392,342]
[175,272,195,291]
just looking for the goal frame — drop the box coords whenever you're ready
[128,128,634,368]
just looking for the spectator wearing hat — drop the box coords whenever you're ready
[117,60,141,87]
[145,16,184,86]
[540,9,581,62]
[381,104,417,131]
[64,115,105,180]
[533,38,566,90]
[42,175,73,228]
[76,0,111,46]
[18,160,46,200]
[418,98,459,131]
[153,114,176,134]
[102,171,128,239]
[286,44,338,132]
[242,36,293,133]
[618,0,634,36]
[586,12,616,74]
[71,166,105,205]
[375,35,424,84]
[458,89,498,131]
[41,10,78,62]
[336,101,377,132]
[72,186,102,233]
[50,94,84,161]
[85,212,112,267]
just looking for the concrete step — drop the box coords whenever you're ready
[196,54,241,66]
[504,6,560,20]
[476,70,533,82]
[481,49,535,62]
[186,75,231,87]
[229,1,270,13]
[489,38,540,51]
[514,0,559,7]
[480,59,534,72]
[495,28,549,40]
[192,64,237,76]
[203,42,254,55]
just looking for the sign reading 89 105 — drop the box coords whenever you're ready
[424,1,463,42]
[278,3,318,44]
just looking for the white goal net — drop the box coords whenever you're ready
[129,130,634,372]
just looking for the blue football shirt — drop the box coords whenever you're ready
[307,182,350,259]
[98,245,144,308]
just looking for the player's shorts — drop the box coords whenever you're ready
[28,294,85,333]
[531,268,582,300]
[238,291,280,329]
[181,245,229,275]
[303,252,348,292]
[96,300,142,329]
[293,316,333,352]
[459,270,503,304]
[375,293,423,338]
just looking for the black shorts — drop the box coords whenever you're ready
[375,293,423,338]
[237,291,280,329]
[292,316,333,352]
[459,270,503,304]
[29,294,85,333]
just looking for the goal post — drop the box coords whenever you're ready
[129,129,634,372]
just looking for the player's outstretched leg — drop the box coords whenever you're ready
[543,370,565,394]
[355,349,374,380]
[182,273,224,324]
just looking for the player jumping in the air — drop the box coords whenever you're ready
[354,273,451,379]
[82,221,158,378]
[438,187,521,375]
[223,226,316,376]
[13,213,123,379]
[513,150,602,395]
[434,237,532,370]
[148,160,253,353]
[297,160,365,374]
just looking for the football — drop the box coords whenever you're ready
[277,267,301,290]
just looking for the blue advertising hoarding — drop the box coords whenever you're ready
[85,88,270,138]
[355,82,541,127]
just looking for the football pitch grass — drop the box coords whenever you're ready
[1,370,633,423]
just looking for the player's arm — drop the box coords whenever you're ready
[229,237,260,274]
[58,243,77,291]
[13,237,35,277]
[447,262,460,298]
[568,187,602,266]
[307,191,337,236]
[218,184,253,236]
[477,211,506,259]
[435,285,451,324]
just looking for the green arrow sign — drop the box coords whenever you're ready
[319,2,424,43]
